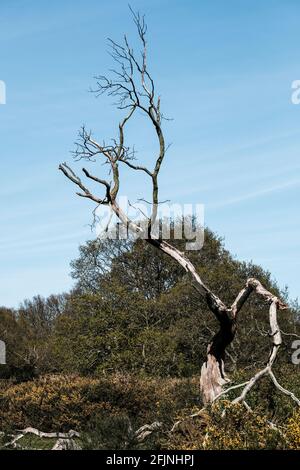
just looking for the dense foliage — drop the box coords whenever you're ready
[0,226,299,448]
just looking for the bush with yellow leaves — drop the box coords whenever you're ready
[285,409,300,449]
[0,374,115,431]
[0,373,198,434]
[2,374,299,449]
[203,401,286,450]
[165,401,287,450]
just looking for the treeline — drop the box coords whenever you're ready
[1,227,299,382]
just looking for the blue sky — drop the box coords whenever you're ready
[0,0,299,307]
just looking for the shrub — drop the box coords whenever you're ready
[0,374,198,434]
[0,375,114,431]
[203,401,284,450]
[165,401,286,450]
[285,409,300,449]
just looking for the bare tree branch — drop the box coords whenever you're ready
[59,163,105,204]
[228,300,300,407]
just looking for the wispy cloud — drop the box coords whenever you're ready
[209,178,300,209]
[0,230,88,254]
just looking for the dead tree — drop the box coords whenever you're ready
[59,10,291,405]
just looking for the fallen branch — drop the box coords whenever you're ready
[18,427,80,439]
[135,421,162,442]
[3,427,80,450]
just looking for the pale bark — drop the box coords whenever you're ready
[3,428,80,450]
[213,300,300,408]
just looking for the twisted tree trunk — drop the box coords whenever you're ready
[200,316,236,404]
[146,236,287,404]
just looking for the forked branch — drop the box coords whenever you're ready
[214,300,300,408]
